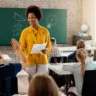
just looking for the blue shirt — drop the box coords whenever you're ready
[0,63,22,94]
[0,63,21,78]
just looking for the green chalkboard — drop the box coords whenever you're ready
[0,8,67,45]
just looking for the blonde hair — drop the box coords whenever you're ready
[76,39,85,49]
[28,74,59,96]
[76,48,87,77]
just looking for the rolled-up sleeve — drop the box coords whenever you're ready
[19,30,27,52]
[45,30,51,55]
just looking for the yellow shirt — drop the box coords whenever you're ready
[19,25,51,66]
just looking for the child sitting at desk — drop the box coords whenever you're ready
[0,38,28,95]
[0,38,27,75]
[68,39,85,62]
[29,74,66,96]
[63,48,96,95]
[49,37,61,63]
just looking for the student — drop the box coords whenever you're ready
[11,38,28,69]
[63,48,96,95]
[0,38,27,95]
[49,37,61,63]
[68,39,85,62]
[28,74,66,96]
[0,38,27,75]
[19,5,51,77]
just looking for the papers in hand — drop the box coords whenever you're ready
[30,43,47,54]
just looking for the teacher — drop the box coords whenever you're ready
[19,5,51,78]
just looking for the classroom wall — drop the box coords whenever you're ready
[95,0,96,43]
[0,0,82,45]
[82,0,96,42]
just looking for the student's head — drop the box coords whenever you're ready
[25,5,42,26]
[28,74,59,96]
[76,48,88,77]
[76,39,85,49]
[50,37,56,47]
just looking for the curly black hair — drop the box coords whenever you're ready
[25,5,42,21]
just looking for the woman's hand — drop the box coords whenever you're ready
[11,38,20,51]
[41,48,48,54]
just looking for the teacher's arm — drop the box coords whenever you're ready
[42,30,51,55]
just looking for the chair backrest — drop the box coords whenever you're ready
[93,50,96,61]
[50,57,62,63]
[82,70,96,96]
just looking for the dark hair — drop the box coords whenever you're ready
[76,39,85,49]
[50,37,56,43]
[25,5,42,21]
[28,74,59,96]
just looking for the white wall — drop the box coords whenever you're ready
[82,0,96,42]
[94,0,96,42]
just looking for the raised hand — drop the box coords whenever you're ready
[11,38,20,51]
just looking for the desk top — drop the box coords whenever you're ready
[58,46,76,52]
[60,52,73,57]
[48,63,76,75]
[58,46,96,52]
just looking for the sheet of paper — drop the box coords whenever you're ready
[13,94,28,96]
[30,43,47,54]
[2,54,11,61]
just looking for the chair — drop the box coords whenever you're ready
[50,57,62,63]
[93,50,96,61]
[82,70,96,96]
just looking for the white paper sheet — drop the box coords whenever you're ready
[13,94,28,96]
[2,55,11,61]
[30,43,47,54]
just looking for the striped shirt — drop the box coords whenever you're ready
[50,47,61,57]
